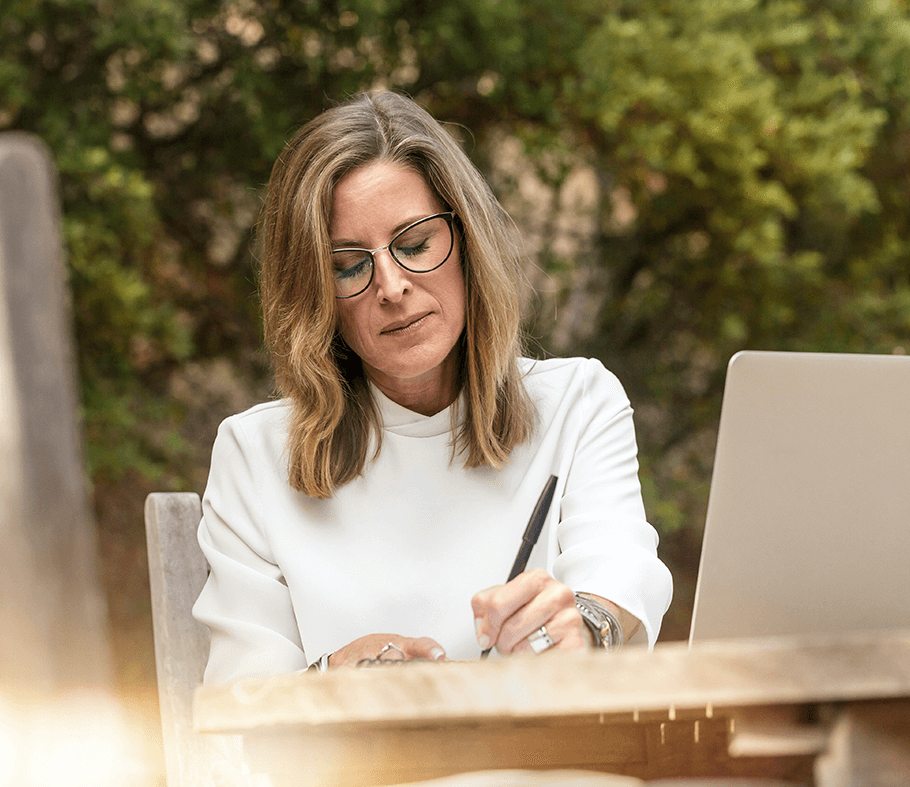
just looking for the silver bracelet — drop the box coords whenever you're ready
[574,593,624,651]
[306,651,333,673]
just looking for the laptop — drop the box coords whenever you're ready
[689,350,910,644]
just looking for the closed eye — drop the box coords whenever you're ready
[395,238,431,258]
[334,254,372,279]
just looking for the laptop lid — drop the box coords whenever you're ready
[689,350,910,644]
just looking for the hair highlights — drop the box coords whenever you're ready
[259,90,534,498]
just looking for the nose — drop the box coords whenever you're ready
[372,248,412,303]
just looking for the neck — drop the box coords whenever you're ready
[364,349,461,417]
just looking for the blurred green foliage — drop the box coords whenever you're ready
[2,0,909,551]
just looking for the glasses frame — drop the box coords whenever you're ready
[332,211,457,299]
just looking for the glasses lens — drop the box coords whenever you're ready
[331,214,454,298]
[391,216,453,272]
[333,252,373,298]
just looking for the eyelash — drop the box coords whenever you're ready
[336,258,371,279]
[397,238,429,256]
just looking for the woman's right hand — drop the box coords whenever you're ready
[327,633,447,668]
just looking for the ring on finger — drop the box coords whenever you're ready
[526,625,555,654]
[376,642,405,660]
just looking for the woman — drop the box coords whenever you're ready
[193,90,672,684]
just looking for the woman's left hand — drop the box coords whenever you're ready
[471,569,590,655]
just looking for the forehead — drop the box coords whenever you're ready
[329,161,443,242]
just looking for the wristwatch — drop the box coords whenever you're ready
[574,593,624,651]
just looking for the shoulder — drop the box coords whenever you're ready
[213,399,292,460]
[220,399,290,430]
[518,356,629,406]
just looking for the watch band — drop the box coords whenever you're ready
[306,651,333,673]
[574,593,624,651]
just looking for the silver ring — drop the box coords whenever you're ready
[376,642,405,660]
[526,625,554,654]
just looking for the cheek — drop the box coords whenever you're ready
[448,262,467,324]
[335,304,362,349]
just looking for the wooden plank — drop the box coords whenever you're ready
[245,718,648,786]
[386,772,646,787]
[144,492,215,787]
[242,714,815,786]
[728,705,828,758]
[195,629,910,733]
[243,716,717,786]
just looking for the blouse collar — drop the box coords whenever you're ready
[370,383,459,438]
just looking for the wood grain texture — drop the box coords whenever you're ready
[240,714,814,786]
[145,491,214,787]
[192,632,910,785]
[195,629,910,733]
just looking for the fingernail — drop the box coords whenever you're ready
[474,618,492,650]
[430,647,446,661]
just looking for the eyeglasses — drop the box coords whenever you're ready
[332,211,456,299]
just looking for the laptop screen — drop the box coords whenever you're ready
[689,351,910,644]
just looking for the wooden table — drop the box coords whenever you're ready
[195,629,910,786]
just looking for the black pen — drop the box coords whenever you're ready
[480,474,559,659]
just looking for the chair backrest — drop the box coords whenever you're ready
[145,491,215,787]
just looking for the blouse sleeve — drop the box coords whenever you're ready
[552,358,673,647]
[192,415,306,684]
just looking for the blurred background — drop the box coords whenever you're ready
[3,0,910,783]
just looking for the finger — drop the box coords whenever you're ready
[510,605,589,655]
[329,633,446,667]
[472,569,552,649]
[402,636,447,661]
[470,583,503,650]
[494,581,576,654]
[330,633,398,667]
[495,581,575,654]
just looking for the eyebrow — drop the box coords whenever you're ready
[330,213,438,250]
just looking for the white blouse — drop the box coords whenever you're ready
[193,356,673,684]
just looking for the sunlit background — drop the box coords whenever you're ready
[0,691,151,787]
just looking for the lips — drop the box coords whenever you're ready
[381,312,431,334]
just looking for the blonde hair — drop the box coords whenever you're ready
[259,90,535,498]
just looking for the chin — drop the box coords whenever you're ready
[369,345,456,384]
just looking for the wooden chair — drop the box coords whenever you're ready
[145,492,216,787]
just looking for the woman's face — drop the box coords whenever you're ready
[330,160,466,408]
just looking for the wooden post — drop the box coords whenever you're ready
[0,133,113,699]
[815,700,910,787]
